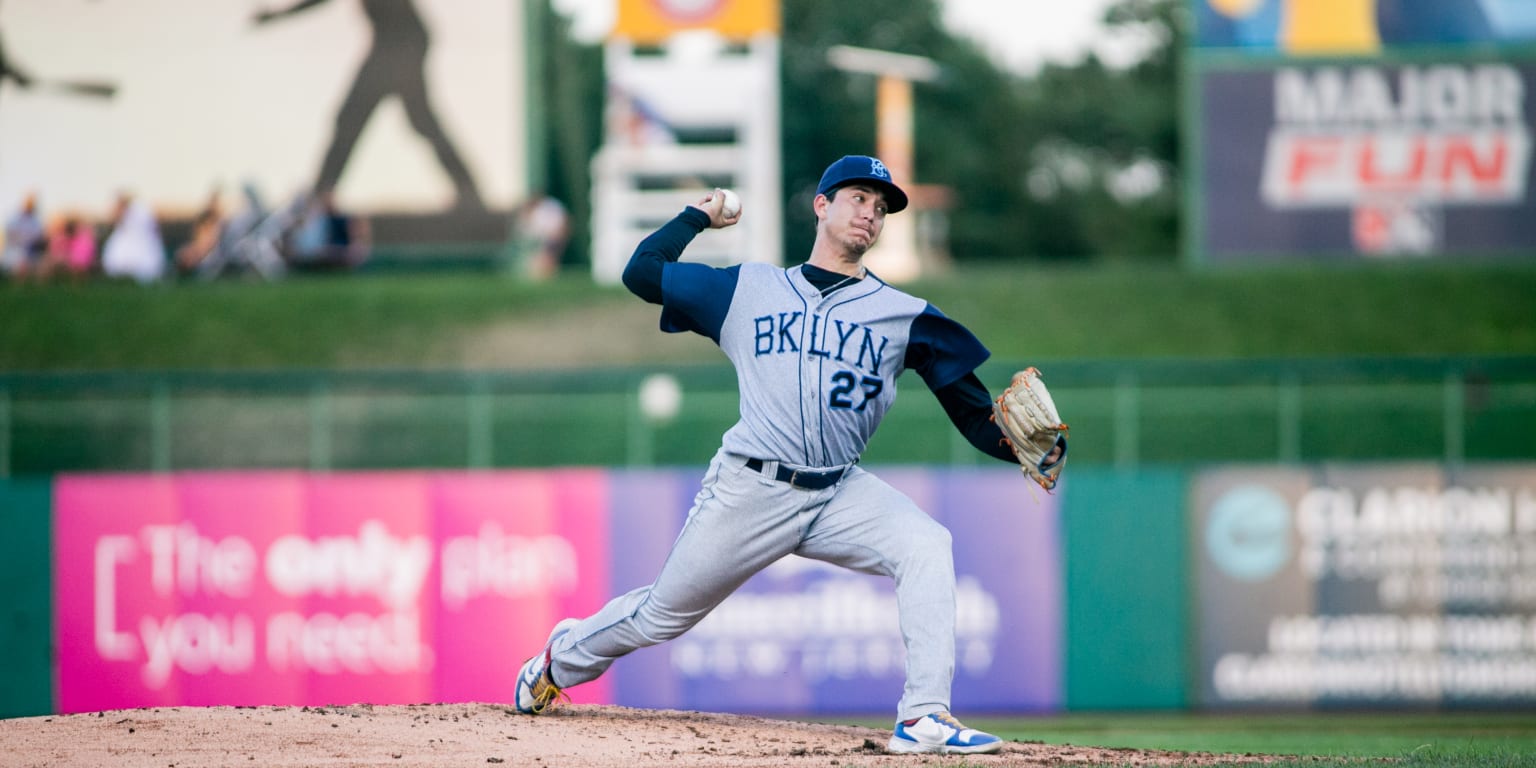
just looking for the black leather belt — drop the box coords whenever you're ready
[745,458,847,490]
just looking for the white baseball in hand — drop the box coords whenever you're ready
[717,188,741,218]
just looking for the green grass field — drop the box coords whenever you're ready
[3,262,1536,371]
[832,712,1536,766]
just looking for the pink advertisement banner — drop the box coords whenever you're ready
[53,471,612,713]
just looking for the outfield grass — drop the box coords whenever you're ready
[0,269,626,370]
[982,712,1536,757]
[2,262,1535,371]
[834,712,1536,766]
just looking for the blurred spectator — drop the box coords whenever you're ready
[513,192,569,281]
[41,212,97,282]
[101,193,167,283]
[175,189,225,275]
[2,192,45,280]
[186,181,295,281]
[285,187,370,271]
[608,85,677,148]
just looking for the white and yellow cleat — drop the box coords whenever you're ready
[514,618,579,715]
[886,711,1003,755]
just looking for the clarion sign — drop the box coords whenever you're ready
[1261,65,1533,207]
[1196,466,1536,707]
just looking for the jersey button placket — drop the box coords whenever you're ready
[802,354,823,465]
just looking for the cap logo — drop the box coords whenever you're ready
[869,158,890,179]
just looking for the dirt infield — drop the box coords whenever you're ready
[0,703,1272,768]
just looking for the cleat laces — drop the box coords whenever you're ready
[527,666,569,714]
[934,711,966,729]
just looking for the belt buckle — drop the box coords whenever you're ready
[789,469,802,488]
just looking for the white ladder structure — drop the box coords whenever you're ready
[590,32,782,284]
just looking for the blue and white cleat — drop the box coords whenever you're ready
[886,711,1003,755]
[514,618,579,714]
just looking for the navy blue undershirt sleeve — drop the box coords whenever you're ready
[622,207,710,304]
[934,373,1018,463]
[620,207,739,342]
[906,304,1016,463]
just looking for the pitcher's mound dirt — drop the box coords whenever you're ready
[0,703,1275,768]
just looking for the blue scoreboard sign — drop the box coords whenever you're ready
[1188,0,1536,262]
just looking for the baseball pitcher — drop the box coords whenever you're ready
[514,155,1067,755]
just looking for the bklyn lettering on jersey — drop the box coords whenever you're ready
[752,311,889,376]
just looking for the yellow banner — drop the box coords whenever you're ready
[1281,0,1380,53]
[613,0,779,43]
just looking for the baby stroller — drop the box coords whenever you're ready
[194,183,301,281]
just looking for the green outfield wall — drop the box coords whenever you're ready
[0,478,52,718]
[1062,469,1191,709]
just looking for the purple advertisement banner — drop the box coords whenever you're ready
[608,468,1062,715]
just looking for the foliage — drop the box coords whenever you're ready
[534,1,605,268]
[778,0,1186,263]
[1004,0,1186,261]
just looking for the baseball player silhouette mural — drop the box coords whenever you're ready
[0,4,31,103]
[513,156,1069,755]
[0,1,117,110]
[253,0,484,211]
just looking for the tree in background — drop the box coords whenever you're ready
[532,1,604,270]
[780,0,1185,263]
[1015,0,1185,262]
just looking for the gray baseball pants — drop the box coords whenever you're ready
[544,448,957,721]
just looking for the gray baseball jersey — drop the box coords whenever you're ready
[661,261,990,468]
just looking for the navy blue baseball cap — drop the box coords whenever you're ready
[817,155,909,213]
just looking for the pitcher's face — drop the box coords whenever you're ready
[816,184,887,256]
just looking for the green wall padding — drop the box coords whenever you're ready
[1062,468,1189,709]
[0,478,53,718]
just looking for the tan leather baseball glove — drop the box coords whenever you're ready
[992,367,1069,492]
